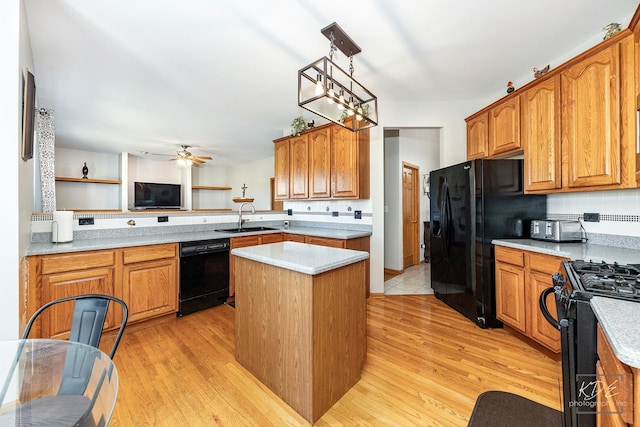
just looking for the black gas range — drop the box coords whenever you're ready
[566,259,640,300]
[540,259,640,427]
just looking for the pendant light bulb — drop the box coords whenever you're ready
[356,105,363,121]
[327,83,335,104]
[315,74,323,96]
[337,90,345,110]
[347,97,355,116]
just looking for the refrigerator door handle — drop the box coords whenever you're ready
[441,181,451,260]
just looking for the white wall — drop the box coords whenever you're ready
[226,156,274,211]
[1,0,28,339]
[383,133,401,270]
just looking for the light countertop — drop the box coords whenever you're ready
[231,241,369,275]
[492,239,640,265]
[27,225,372,256]
[591,297,640,368]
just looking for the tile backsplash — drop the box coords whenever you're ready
[547,189,640,237]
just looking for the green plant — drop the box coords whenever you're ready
[291,116,308,135]
[340,103,370,123]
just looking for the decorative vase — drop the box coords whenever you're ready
[82,162,88,179]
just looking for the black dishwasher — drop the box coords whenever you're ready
[178,238,230,316]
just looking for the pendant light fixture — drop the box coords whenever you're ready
[298,22,378,132]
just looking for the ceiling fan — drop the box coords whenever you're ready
[143,145,213,165]
[170,145,213,164]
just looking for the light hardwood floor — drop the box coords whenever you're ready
[108,295,561,426]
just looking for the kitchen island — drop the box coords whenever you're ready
[232,242,369,424]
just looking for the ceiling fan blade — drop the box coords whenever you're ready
[192,158,206,164]
[193,156,213,160]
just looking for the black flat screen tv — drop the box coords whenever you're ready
[134,182,181,209]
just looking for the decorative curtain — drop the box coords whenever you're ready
[37,108,56,212]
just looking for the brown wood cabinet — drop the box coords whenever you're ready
[495,246,567,352]
[561,42,624,189]
[309,127,331,198]
[229,233,284,296]
[488,95,521,157]
[466,112,488,160]
[521,75,562,191]
[597,324,636,426]
[273,122,369,200]
[40,252,118,339]
[289,134,310,199]
[120,244,178,323]
[274,139,290,200]
[468,31,638,193]
[26,243,179,338]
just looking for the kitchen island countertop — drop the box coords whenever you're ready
[492,239,640,265]
[232,241,369,275]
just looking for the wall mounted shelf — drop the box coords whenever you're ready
[192,185,232,190]
[55,177,122,184]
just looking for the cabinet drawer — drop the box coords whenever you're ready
[305,236,346,248]
[494,246,524,267]
[528,252,565,275]
[261,233,283,244]
[231,235,261,248]
[284,233,306,243]
[40,250,115,275]
[597,324,633,424]
[122,243,177,265]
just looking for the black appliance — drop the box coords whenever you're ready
[134,182,181,209]
[429,159,546,328]
[178,238,230,316]
[541,260,640,427]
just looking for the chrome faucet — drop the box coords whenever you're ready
[238,202,255,229]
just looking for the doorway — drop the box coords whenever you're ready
[383,128,441,295]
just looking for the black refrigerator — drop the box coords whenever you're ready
[429,159,546,328]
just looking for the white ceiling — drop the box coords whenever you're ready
[23,0,638,166]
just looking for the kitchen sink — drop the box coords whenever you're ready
[215,226,279,233]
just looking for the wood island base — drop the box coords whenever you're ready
[234,256,367,424]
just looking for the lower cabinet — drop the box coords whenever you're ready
[26,243,179,338]
[597,324,635,426]
[495,245,567,352]
[121,244,178,323]
[229,233,284,297]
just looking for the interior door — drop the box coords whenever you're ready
[402,163,419,269]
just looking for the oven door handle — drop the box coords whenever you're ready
[539,286,561,330]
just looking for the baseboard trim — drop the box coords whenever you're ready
[384,268,403,276]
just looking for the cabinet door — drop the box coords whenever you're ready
[309,128,331,198]
[305,236,346,248]
[274,140,290,200]
[466,112,488,160]
[495,261,526,333]
[521,76,562,192]
[122,258,178,323]
[284,233,306,243]
[260,233,283,244]
[528,271,560,352]
[41,267,117,339]
[289,134,309,199]
[331,126,360,198]
[230,235,263,297]
[561,43,621,188]
[488,96,521,156]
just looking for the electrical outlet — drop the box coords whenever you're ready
[78,217,94,226]
[158,216,169,223]
[287,209,293,216]
[354,210,362,219]
[332,211,339,217]
[583,212,600,222]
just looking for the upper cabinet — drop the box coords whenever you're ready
[466,112,488,160]
[466,29,639,194]
[521,75,562,191]
[274,122,370,201]
[488,95,521,157]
